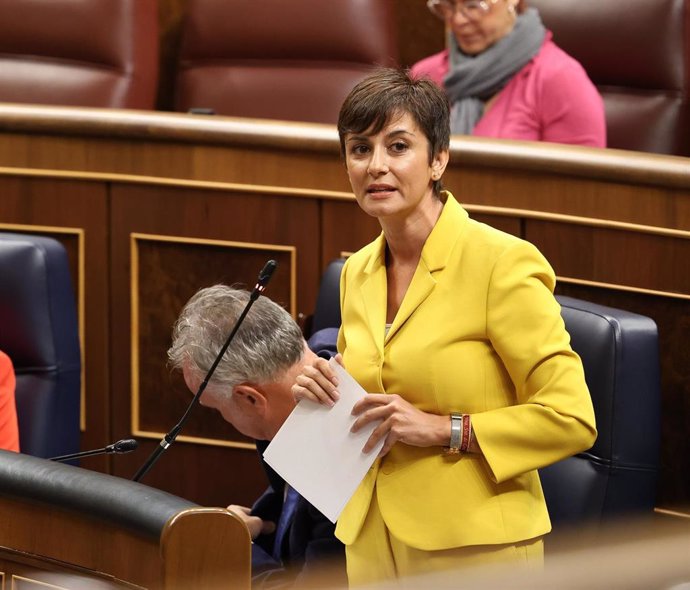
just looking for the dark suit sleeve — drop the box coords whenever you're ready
[288,499,347,588]
[251,543,283,581]
[306,328,339,359]
[250,329,346,587]
[251,440,283,559]
[251,494,346,588]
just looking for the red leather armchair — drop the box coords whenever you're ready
[174,0,399,124]
[530,0,690,156]
[0,0,159,109]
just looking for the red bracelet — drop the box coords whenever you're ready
[460,414,472,452]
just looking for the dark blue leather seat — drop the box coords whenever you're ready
[311,258,661,528]
[540,296,660,526]
[0,233,81,458]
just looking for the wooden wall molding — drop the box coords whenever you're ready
[558,276,690,302]
[0,104,341,152]
[464,203,690,240]
[130,232,296,450]
[1,105,690,190]
[0,166,354,202]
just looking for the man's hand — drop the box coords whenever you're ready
[292,353,344,407]
[226,504,276,540]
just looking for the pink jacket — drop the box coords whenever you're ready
[411,34,606,147]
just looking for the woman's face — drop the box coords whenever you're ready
[448,0,518,56]
[343,111,448,223]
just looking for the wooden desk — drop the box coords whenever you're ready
[0,450,250,590]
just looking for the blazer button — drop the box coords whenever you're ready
[380,459,395,475]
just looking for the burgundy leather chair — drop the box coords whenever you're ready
[530,0,690,156]
[174,0,399,124]
[0,0,159,109]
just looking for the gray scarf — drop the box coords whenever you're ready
[444,8,546,134]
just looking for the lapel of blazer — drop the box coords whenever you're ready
[385,193,469,344]
[360,234,388,356]
[357,193,469,349]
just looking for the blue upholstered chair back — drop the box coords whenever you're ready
[540,296,660,525]
[311,258,661,528]
[0,233,81,458]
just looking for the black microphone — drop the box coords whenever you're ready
[254,259,277,298]
[132,259,279,482]
[49,438,139,463]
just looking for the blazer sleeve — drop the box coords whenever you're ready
[336,257,350,356]
[470,241,597,483]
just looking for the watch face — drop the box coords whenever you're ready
[450,413,463,451]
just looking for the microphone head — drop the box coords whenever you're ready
[257,259,277,288]
[112,439,139,454]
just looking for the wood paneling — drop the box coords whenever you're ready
[322,200,381,266]
[108,182,320,505]
[131,235,294,446]
[0,175,110,469]
[526,220,690,296]
[396,0,446,67]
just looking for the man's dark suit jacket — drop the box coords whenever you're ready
[250,328,346,588]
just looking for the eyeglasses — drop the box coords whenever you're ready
[426,0,498,21]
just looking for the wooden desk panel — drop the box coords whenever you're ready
[108,181,321,505]
[0,173,110,469]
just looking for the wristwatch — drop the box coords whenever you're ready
[446,413,462,455]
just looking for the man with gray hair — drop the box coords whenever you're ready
[168,284,344,588]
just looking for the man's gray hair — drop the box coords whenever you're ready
[168,285,305,392]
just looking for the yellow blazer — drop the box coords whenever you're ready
[335,192,597,551]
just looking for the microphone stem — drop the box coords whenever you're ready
[50,447,109,462]
[132,439,170,482]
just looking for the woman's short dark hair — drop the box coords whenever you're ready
[337,68,450,195]
[517,0,527,14]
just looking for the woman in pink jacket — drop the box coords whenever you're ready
[412,0,606,147]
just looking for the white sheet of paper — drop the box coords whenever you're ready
[262,358,383,523]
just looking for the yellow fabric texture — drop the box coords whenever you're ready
[335,192,597,551]
[345,489,544,587]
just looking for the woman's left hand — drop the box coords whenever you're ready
[351,394,448,457]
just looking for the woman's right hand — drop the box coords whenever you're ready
[291,353,343,407]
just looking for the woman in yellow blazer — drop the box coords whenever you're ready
[293,67,597,586]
